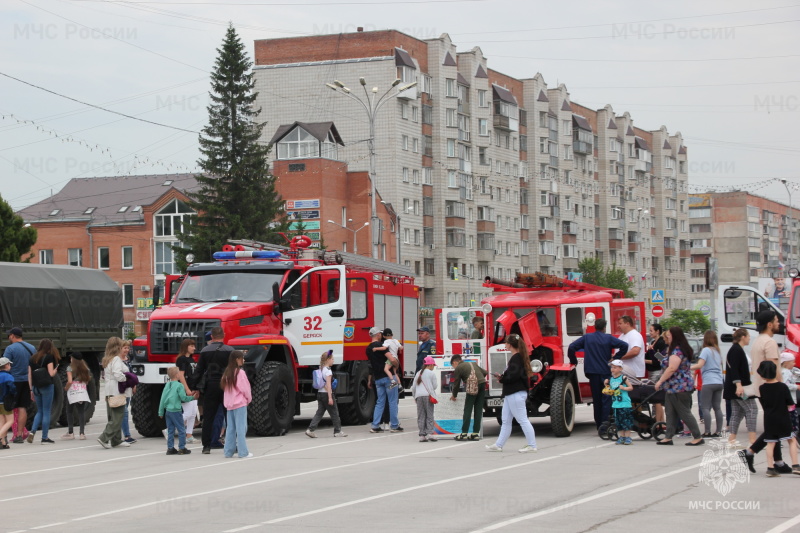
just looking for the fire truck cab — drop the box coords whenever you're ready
[130,237,418,437]
[435,273,646,437]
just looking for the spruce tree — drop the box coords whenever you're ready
[0,193,37,262]
[176,24,288,269]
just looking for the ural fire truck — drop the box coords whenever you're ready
[130,236,419,437]
[435,273,645,437]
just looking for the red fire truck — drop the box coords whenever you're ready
[130,236,419,437]
[435,273,646,437]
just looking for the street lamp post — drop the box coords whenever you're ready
[325,78,417,259]
[782,179,793,270]
[637,208,649,301]
[326,220,369,255]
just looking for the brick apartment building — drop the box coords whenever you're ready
[18,174,200,336]
[252,29,691,314]
[688,191,799,313]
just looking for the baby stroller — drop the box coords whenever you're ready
[598,376,667,441]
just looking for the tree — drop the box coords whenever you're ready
[0,193,37,262]
[577,257,635,298]
[660,309,711,336]
[176,24,288,270]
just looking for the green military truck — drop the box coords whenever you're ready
[0,262,123,428]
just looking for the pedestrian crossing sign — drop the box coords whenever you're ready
[651,290,665,304]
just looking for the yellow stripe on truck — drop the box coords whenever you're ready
[301,340,345,346]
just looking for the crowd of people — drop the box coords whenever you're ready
[2,313,799,476]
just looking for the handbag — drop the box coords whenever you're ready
[421,373,438,404]
[108,394,127,408]
[32,356,54,388]
[726,355,758,398]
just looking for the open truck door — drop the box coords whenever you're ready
[717,285,787,358]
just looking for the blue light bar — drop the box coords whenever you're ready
[213,250,282,260]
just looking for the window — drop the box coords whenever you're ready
[118,206,129,213]
[402,135,409,150]
[413,200,420,215]
[447,139,456,157]
[422,104,433,125]
[155,241,180,275]
[403,167,409,182]
[98,247,110,269]
[445,201,466,218]
[446,108,457,127]
[689,207,712,218]
[609,138,620,152]
[414,229,420,245]
[420,74,432,94]
[39,249,53,265]
[403,228,411,244]
[478,119,488,136]
[68,248,82,267]
[448,170,458,188]
[446,228,466,247]
[155,199,194,238]
[400,101,408,119]
[478,89,487,107]
[412,138,419,153]
[277,127,322,159]
[446,78,457,97]
[122,246,133,269]
[412,106,418,122]
[412,169,420,184]
[122,284,134,307]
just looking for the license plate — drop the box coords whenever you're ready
[486,398,503,407]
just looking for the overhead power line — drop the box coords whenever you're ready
[0,71,201,134]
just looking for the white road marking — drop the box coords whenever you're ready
[223,443,613,532]
[0,433,404,502]
[29,523,66,530]
[470,462,702,532]
[0,448,180,479]
[766,513,800,533]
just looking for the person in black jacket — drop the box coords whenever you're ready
[190,327,234,454]
[485,334,537,453]
[725,328,758,449]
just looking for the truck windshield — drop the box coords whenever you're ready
[175,271,285,303]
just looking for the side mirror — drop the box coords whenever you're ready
[152,286,162,309]
[272,282,282,314]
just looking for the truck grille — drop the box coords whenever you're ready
[150,320,221,354]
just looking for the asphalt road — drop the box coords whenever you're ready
[2,398,798,533]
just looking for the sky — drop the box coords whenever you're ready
[1,0,798,212]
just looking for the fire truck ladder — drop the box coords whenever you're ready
[484,272,625,298]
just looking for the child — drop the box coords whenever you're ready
[61,352,92,440]
[0,357,17,449]
[756,360,799,477]
[382,328,402,389]
[306,351,347,439]
[411,356,438,442]
[221,351,252,459]
[780,352,799,449]
[605,360,634,445]
[158,367,195,455]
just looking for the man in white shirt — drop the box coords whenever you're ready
[617,316,645,378]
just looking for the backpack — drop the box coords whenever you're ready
[312,368,326,390]
[466,363,479,396]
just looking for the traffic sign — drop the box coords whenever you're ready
[652,305,664,318]
[651,289,665,304]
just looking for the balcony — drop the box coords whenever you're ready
[608,240,622,250]
[634,160,650,172]
[459,159,472,173]
[458,129,470,142]
[397,85,417,100]
[477,249,495,262]
[493,114,519,132]
[664,247,675,256]
[573,140,592,154]
[562,221,577,235]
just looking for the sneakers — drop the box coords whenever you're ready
[12,436,24,444]
[389,380,399,389]
[390,426,404,433]
[615,437,625,445]
[334,431,348,437]
[61,433,75,440]
[124,437,137,444]
[485,444,503,452]
[624,437,633,445]
[792,465,800,475]
[766,467,781,477]
[26,433,35,444]
[202,446,211,454]
[775,463,793,474]
[97,438,111,449]
[518,445,537,453]
[738,450,756,474]
[113,441,131,448]
[41,438,55,445]
[419,436,427,442]
[166,448,179,455]
[369,427,384,433]
[454,433,468,441]
[305,429,317,438]
[426,435,438,442]
[186,436,195,444]
[241,453,254,459]
[178,448,191,455]
[79,434,86,440]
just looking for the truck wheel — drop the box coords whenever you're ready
[26,374,65,431]
[131,384,166,438]
[249,361,295,436]
[339,363,375,425]
[549,375,576,437]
